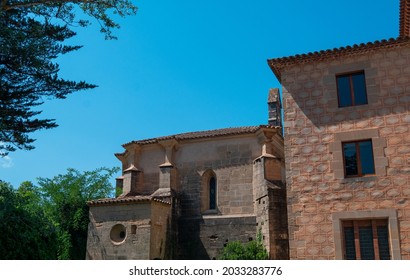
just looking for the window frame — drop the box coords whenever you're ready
[336,71,368,107]
[332,210,401,260]
[200,169,218,214]
[342,139,375,178]
[329,129,387,180]
[342,219,390,260]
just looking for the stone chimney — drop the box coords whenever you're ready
[119,144,144,196]
[158,139,178,191]
[400,0,410,37]
[268,88,282,128]
[122,164,143,195]
[252,128,288,259]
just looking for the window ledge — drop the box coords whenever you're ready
[337,103,369,110]
[202,209,218,215]
[340,176,377,184]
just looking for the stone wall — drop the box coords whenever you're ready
[150,201,173,259]
[87,203,152,260]
[253,157,288,259]
[281,44,410,259]
[175,136,261,258]
[177,215,257,259]
[267,186,289,259]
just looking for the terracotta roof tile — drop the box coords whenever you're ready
[87,196,173,206]
[87,196,152,206]
[87,189,176,206]
[268,37,410,81]
[122,125,280,147]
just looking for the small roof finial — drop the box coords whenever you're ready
[267,88,282,128]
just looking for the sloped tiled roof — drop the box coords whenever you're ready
[268,37,410,81]
[122,125,280,148]
[87,195,172,206]
[87,196,151,206]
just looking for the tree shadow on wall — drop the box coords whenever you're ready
[176,217,210,260]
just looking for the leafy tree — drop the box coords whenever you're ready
[218,230,268,260]
[37,167,119,259]
[16,181,43,212]
[0,167,118,259]
[218,241,246,260]
[0,181,58,259]
[0,0,137,156]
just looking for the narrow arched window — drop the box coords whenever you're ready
[209,176,216,210]
[200,170,217,213]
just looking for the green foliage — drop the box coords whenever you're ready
[245,238,269,260]
[218,241,246,260]
[0,166,119,259]
[0,181,58,259]
[218,230,268,260]
[37,167,119,259]
[0,8,93,155]
[0,0,137,155]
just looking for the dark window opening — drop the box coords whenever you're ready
[209,176,216,210]
[342,140,375,177]
[342,220,390,260]
[337,71,368,107]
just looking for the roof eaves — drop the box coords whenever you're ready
[121,125,280,148]
[87,193,174,206]
[87,196,152,206]
[268,37,410,82]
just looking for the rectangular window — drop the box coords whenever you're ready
[342,220,390,260]
[342,140,375,177]
[131,225,137,234]
[337,71,368,107]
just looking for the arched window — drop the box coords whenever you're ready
[209,176,216,210]
[201,170,217,213]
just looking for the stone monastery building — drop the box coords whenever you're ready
[87,0,410,260]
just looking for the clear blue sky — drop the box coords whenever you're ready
[1,0,399,187]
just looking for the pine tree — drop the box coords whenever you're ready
[0,1,137,155]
